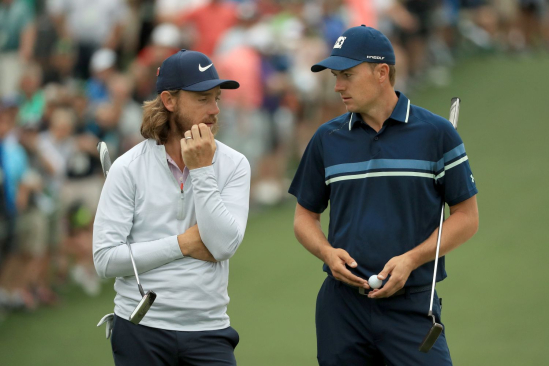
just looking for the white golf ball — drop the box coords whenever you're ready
[368,275,382,289]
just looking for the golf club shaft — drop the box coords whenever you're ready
[127,243,145,297]
[428,98,461,314]
[97,141,146,297]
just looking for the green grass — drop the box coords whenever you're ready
[1,54,548,365]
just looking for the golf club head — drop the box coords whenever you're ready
[129,290,157,324]
[418,314,444,353]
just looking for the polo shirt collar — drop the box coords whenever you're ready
[348,91,411,131]
[390,91,411,124]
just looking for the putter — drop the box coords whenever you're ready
[419,97,460,353]
[97,142,157,324]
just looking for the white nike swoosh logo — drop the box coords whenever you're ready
[199,63,213,72]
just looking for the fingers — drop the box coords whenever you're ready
[183,124,213,141]
[332,266,368,288]
[340,250,357,269]
[181,130,192,151]
[368,261,406,299]
[376,262,393,281]
[330,250,368,288]
[198,123,212,141]
[191,124,201,139]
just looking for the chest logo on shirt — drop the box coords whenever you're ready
[334,37,346,49]
[471,174,475,183]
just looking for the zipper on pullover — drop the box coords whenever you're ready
[176,182,185,220]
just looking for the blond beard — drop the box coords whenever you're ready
[170,106,219,138]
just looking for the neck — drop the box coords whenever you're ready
[164,135,185,170]
[359,88,398,133]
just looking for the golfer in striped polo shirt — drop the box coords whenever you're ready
[289,26,479,365]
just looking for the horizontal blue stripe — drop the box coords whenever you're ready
[325,159,439,178]
[434,144,466,173]
[442,143,465,163]
[325,144,467,179]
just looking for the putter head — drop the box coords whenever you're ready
[129,291,157,324]
[418,314,444,353]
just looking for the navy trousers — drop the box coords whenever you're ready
[111,315,239,366]
[316,276,452,366]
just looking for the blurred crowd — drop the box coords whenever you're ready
[1,0,548,314]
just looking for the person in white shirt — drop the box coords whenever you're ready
[93,49,250,366]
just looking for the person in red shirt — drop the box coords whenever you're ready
[177,0,238,56]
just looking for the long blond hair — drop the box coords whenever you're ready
[140,90,179,145]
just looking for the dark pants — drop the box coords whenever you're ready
[111,315,239,366]
[316,276,452,366]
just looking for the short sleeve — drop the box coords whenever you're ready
[437,121,478,206]
[288,129,330,213]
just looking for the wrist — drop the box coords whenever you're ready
[177,234,189,256]
[318,245,333,264]
[403,251,421,271]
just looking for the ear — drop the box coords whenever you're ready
[377,64,390,84]
[160,91,177,112]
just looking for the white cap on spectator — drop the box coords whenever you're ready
[152,23,181,48]
[90,48,117,73]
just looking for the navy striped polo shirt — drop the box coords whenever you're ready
[289,91,478,286]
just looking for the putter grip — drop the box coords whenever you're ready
[449,97,460,129]
[97,142,112,177]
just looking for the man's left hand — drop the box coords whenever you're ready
[181,124,216,170]
[368,254,416,298]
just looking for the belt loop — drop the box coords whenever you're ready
[405,287,411,299]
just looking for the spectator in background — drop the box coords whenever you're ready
[517,0,549,50]
[108,73,143,153]
[131,23,181,103]
[86,48,117,106]
[155,0,207,25]
[0,0,36,98]
[215,2,266,195]
[177,0,239,56]
[42,39,78,87]
[86,102,122,158]
[0,96,30,309]
[15,122,60,307]
[17,62,46,128]
[48,0,128,79]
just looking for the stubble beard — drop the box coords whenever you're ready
[171,106,220,138]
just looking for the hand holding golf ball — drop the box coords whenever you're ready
[368,275,383,289]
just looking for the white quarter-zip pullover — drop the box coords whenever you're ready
[93,138,250,331]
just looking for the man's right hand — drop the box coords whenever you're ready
[321,247,369,289]
[177,225,217,262]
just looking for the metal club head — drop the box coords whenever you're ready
[129,290,157,324]
[419,312,444,353]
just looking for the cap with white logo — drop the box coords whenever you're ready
[311,25,395,72]
[156,49,239,93]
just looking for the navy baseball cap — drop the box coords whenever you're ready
[312,25,395,72]
[156,49,239,93]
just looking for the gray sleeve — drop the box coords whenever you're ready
[92,160,183,279]
[190,157,251,261]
